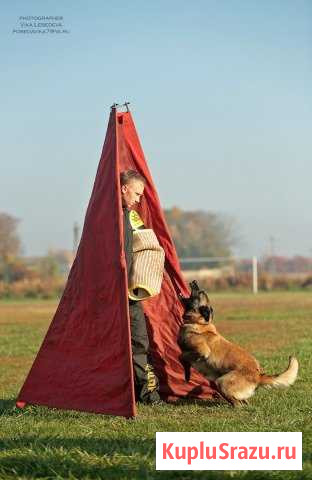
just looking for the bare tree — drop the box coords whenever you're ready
[0,212,21,262]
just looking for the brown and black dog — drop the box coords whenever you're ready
[178,281,299,406]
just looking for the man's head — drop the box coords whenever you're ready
[120,170,146,209]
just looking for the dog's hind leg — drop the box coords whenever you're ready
[210,381,237,407]
[212,389,236,407]
[218,390,239,407]
[216,371,255,407]
[217,390,238,407]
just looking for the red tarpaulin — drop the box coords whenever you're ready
[17,107,214,417]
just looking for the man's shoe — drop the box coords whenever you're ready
[143,397,166,406]
[141,389,165,405]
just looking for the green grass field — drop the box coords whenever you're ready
[0,292,311,480]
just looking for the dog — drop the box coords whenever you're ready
[178,281,299,406]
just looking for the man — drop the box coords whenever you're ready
[120,169,162,405]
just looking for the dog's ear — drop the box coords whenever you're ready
[189,280,200,296]
[198,291,209,307]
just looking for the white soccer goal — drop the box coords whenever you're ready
[180,256,258,294]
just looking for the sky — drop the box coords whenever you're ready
[1,1,311,259]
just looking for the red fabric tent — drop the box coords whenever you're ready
[17,107,214,417]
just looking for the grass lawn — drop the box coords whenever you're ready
[0,292,311,479]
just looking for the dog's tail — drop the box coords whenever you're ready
[259,356,298,388]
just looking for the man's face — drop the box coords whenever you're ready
[121,179,145,208]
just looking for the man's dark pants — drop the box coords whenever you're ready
[129,300,160,402]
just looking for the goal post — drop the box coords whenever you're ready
[180,256,259,294]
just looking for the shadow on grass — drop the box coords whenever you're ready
[171,398,229,409]
[0,396,227,419]
[0,398,124,421]
[0,436,309,480]
[0,399,16,415]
